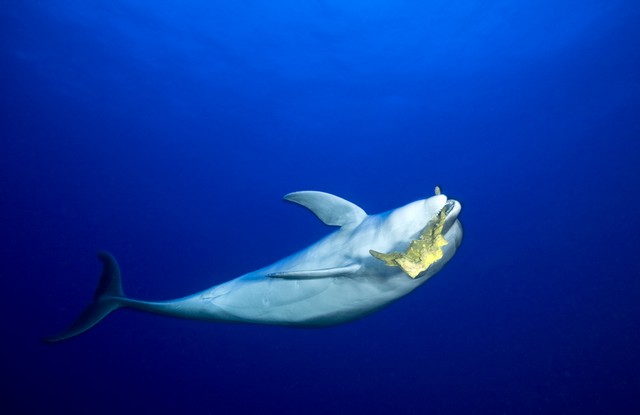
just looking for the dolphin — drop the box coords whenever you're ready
[46,188,463,342]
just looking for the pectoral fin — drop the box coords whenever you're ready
[267,264,361,279]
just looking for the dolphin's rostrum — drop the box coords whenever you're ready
[46,188,463,342]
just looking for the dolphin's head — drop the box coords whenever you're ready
[369,188,463,279]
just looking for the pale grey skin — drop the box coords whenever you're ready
[46,191,462,342]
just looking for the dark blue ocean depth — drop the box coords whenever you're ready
[2,1,639,414]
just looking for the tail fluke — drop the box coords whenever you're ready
[45,251,125,343]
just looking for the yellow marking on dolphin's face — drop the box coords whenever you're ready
[370,207,449,279]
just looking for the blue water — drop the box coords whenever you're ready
[2,1,639,414]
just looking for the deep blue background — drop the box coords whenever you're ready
[2,1,639,414]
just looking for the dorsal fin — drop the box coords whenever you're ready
[284,191,367,228]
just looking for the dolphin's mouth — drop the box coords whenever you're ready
[443,199,456,215]
[441,199,460,235]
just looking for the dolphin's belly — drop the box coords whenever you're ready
[199,272,418,326]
